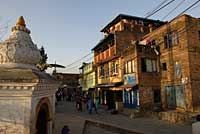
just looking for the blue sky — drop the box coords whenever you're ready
[0,0,199,73]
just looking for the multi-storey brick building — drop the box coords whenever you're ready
[121,42,161,111]
[92,14,165,110]
[142,14,200,112]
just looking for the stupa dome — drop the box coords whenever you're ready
[0,16,40,69]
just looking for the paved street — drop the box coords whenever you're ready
[55,101,192,134]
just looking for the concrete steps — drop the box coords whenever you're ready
[153,110,198,123]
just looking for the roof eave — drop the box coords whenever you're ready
[100,14,166,33]
[92,33,114,51]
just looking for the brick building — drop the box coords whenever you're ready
[92,14,165,110]
[142,14,200,112]
[121,42,161,111]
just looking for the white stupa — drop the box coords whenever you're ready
[0,16,59,134]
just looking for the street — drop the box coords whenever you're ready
[55,101,192,134]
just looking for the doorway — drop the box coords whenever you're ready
[165,86,176,109]
[36,103,50,134]
[175,85,186,109]
[165,85,186,110]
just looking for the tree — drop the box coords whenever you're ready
[37,46,50,71]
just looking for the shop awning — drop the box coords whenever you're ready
[118,84,139,89]
[96,84,115,88]
[96,82,123,88]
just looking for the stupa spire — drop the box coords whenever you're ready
[0,16,40,69]
[12,16,30,34]
[16,16,26,27]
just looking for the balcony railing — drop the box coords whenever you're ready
[94,45,115,64]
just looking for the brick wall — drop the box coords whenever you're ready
[142,15,200,112]
[139,86,154,110]
[186,16,200,112]
[115,31,137,55]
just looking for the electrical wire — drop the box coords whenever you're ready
[0,19,11,42]
[186,2,200,13]
[63,0,191,73]
[64,0,200,75]
[81,14,200,83]
[64,52,93,69]
[176,0,200,17]
[64,56,94,71]
[162,0,185,20]
[80,55,137,83]
[145,0,169,17]
[145,0,176,18]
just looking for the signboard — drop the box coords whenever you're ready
[124,73,136,85]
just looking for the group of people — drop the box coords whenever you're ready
[56,88,65,102]
[55,89,100,114]
[76,94,99,114]
[55,88,75,106]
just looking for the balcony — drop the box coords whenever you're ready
[94,45,115,64]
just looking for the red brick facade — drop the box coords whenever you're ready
[92,14,165,110]
[142,14,200,112]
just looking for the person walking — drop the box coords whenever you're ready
[75,95,79,110]
[85,95,89,110]
[76,95,82,111]
[56,89,62,102]
[94,97,99,113]
[78,95,82,111]
[87,97,93,114]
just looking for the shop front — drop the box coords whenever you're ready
[96,82,123,110]
[121,73,139,109]
[123,87,139,108]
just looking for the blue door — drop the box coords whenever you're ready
[130,90,138,108]
[175,85,186,109]
[123,89,138,108]
[165,86,176,109]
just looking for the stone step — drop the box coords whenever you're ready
[153,111,198,123]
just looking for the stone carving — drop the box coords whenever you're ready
[0,16,40,67]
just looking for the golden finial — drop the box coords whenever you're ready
[16,16,26,27]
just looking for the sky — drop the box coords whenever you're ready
[0,0,199,74]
